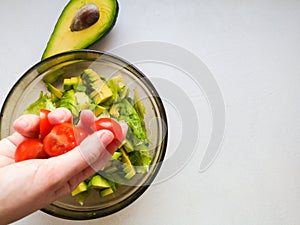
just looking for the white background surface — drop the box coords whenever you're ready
[1,0,300,224]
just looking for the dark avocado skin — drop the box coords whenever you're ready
[42,0,119,60]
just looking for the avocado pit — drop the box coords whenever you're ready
[70,4,100,32]
[42,0,119,59]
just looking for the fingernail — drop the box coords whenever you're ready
[55,109,67,122]
[49,108,71,124]
[97,130,114,147]
[17,118,30,129]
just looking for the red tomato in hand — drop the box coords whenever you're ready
[39,109,53,139]
[43,123,88,157]
[15,139,49,162]
[94,118,123,154]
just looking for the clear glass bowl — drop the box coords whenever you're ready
[0,50,168,220]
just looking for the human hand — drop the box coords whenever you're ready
[0,108,127,224]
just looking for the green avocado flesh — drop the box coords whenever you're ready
[42,0,119,59]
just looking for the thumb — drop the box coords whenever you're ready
[78,130,114,167]
[51,130,114,182]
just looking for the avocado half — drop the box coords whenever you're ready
[42,0,119,60]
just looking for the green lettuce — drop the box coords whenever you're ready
[118,99,147,140]
[23,91,55,115]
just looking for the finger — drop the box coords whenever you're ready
[48,107,72,125]
[119,121,128,138]
[13,114,40,138]
[89,121,128,171]
[69,123,127,186]
[54,153,113,199]
[0,138,17,167]
[50,124,128,198]
[77,110,96,134]
[49,130,114,185]
[0,155,14,167]
[1,133,28,167]
[6,133,26,148]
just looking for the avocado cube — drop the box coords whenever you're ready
[111,151,122,160]
[71,77,80,86]
[90,86,112,104]
[100,188,114,197]
[47,83,63,99]
[71,181,88,196]
[81,69,113,104]
[75,190,91,206]
[123,139,134,153]
[123,163,136,179]
[93,105,106,117]
[88,175,110,189]
[63,78,72,90]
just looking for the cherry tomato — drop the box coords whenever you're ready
[39,109,53,139]
[94,118,123,154]
[43,123,88,157]
[15,139,49,162]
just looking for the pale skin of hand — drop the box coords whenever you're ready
[0,108,127,225]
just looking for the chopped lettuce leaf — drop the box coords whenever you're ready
[106,75,129,104]
[133,88,146,120]
[23,91,55,115]
[60,89,80,117]
[118,99,147,140]
[129,148,152,173]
